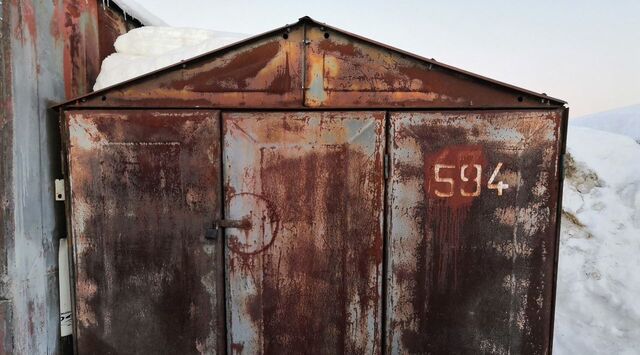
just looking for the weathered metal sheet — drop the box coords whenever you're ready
[224,111,385,354]
[57,0,101,97]
[0,3,14,335]
[2,0,136,352]
[0,0,97,353]
[55,18,564,111]
[0,301,12,354]
[72,25,304,108]
[304,25,557,109]
[386,110,563,354]
[66,110,225,354]
[97,3,140,64]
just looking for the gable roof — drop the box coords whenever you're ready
[54,16,565,109]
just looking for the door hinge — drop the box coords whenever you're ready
[55,179,65,201]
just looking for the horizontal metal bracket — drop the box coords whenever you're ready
[214,218,252,229]
[205,218,252,240]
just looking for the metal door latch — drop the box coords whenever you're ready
[205,218,252,240]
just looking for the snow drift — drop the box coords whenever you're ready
[93,26,247,90]
[554,126,640,354]
[571,104,640,143]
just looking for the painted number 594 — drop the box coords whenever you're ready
[434,162,509,198]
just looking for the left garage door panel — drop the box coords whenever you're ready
[65,110,224,354]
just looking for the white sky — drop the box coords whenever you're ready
[133,0,639,118]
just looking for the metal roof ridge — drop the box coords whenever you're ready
[53,16,566,109]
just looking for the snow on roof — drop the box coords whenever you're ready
[109,0,167,26]
[93,26,248,91]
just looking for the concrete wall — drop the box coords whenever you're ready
[0,1,139,353]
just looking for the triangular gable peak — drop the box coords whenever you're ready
[57,17,564,109]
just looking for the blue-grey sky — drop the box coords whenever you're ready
[135,0,639,117]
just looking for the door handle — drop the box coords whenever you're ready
[205,218,252,240]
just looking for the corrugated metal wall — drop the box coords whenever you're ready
[0,1,139,353]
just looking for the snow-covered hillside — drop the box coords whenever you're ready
[554,126,640,354]
[93,26,247,90]
[571,104,640,143]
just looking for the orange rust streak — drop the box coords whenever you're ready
[424,145,486,291]
[12,0,37,44]
[62,0,100,98]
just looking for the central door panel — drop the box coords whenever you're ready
[223,111,386,354]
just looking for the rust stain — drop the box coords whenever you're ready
[225,111,385,354]
[73,29,304,108]
[61,0,100,98]
[230,342,244,354]
[423,145,487,291]
[57,21,564,110]
[97,4,139,64]
[49,0,65,39]
[66,110,225,354]
[184,41,287,92]
[12,0,37,44]
[226,192,280,256]
[387,110,563,354]
[54,17,567,355]
[318,39,360,57]
[305,26,552,108]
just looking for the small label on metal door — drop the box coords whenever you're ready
[55,179,65,201]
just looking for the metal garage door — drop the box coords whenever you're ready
[65,110,225,354]
[385,110,563,354]
[64,108,562,354]
[223,111,386,354]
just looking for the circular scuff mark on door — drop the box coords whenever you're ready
[226,192,280,255]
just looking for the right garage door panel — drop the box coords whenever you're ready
[386,110,563,354]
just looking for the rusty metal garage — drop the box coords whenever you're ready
[54,16,568,354]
